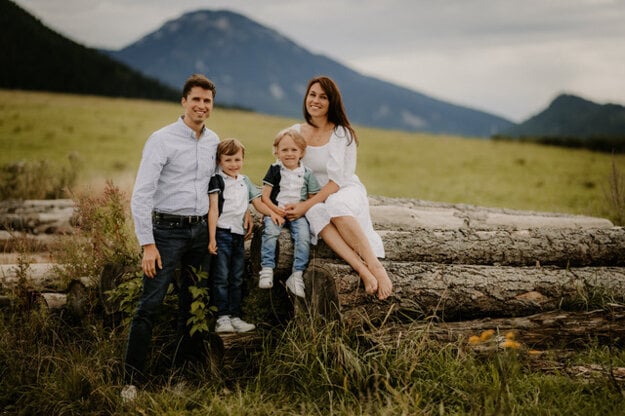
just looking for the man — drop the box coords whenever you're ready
[122,74,220,400]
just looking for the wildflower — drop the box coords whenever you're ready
[480,329,495,341]
[500,340,521,349]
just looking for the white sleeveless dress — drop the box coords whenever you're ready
[290,123,385,258]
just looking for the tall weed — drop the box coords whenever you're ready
[604,158,625,225]
[53,180,139,279]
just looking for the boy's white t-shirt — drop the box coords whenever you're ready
[215,172,260,235]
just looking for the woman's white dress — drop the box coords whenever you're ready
[291,123,385,258]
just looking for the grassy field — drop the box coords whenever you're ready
[1,89,623,220]
[2,90,625,414]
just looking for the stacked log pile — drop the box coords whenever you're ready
[248,196,625,347]
[2,197,625,349]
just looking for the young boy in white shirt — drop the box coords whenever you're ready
[259,128,320,297]
[208,138,282,333]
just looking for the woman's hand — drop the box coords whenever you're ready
[284,202,307,221]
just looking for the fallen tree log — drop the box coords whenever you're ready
[362,309,625,349]
[302,260,625,322]
[263,226,625,268]
[0,199,75,234]
[3,197,622,266]
[1,263,66,291]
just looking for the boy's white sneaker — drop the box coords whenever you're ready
[215,315,235,333]
[121,384,137,403]
[285,271,305,298]
[258,267,274,289]
[230,317,256,333]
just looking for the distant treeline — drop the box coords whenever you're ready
[1,0,179,102]
[492,135,625,154]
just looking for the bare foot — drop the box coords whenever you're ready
[355,263,378,295]
[370,263,392,300]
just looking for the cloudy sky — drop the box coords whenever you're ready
[12,0,625,122]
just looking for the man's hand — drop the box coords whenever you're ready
[141,243,162,278]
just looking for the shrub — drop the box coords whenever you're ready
[0,152,81,200]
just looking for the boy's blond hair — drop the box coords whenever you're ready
[273,128,307,158]
[217,138,245,160]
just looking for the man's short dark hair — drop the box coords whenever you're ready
[182,74,216,99]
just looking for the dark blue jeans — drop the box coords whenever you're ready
[210,228,245,318]
[124,219,209,384]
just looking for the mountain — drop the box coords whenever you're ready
[503,94,625,139]
[105,9,513,137]
[0,0,178,101]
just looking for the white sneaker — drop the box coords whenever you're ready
[215,315,235,333]
[121,384,137,403]
[230,317,256,333]
[258,267,274,289]
[285,271,305,298]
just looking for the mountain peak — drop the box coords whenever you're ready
[106,9,511,137]
[504,93,625,139]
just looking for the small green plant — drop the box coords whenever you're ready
[187,267,212,336]
[105,271,144,327]
[106,267,213,337]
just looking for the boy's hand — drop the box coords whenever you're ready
[271,212,285,226]
[284,202,305,221]
[208,241,218,255]
[244,210,254,240]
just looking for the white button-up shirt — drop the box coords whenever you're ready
[131,117,220,246]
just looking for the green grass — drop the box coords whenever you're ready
[2,311,625,415]
[1,89,623,221]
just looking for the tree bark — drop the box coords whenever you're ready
[362,309,625,349]
[266,226,625,267]
[302,259,625,322]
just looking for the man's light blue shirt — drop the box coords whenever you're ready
[131,117,220,246]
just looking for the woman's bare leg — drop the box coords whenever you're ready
[331,216,393,300]
[319,223,378,295]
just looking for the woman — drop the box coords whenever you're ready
[284,76,392,300]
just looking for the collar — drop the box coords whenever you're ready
[178,116,206,139]
[217,167,241,181]
[277,160,304,173]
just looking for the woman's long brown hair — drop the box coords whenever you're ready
[302,76,358,145]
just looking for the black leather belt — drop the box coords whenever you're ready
[152,212,207,225]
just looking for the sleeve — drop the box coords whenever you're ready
[208,175,222,195]
[305,168,321,194]
[130,134,167,246]
[326,126,357,187]
[244,176,262,201]
[262,163,280,187]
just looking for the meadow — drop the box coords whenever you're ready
[2,90,625,414]
[1,89,622,222]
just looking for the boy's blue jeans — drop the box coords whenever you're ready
[261,216,311,272]
[210,228,245,318]
[124,219,209,384]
